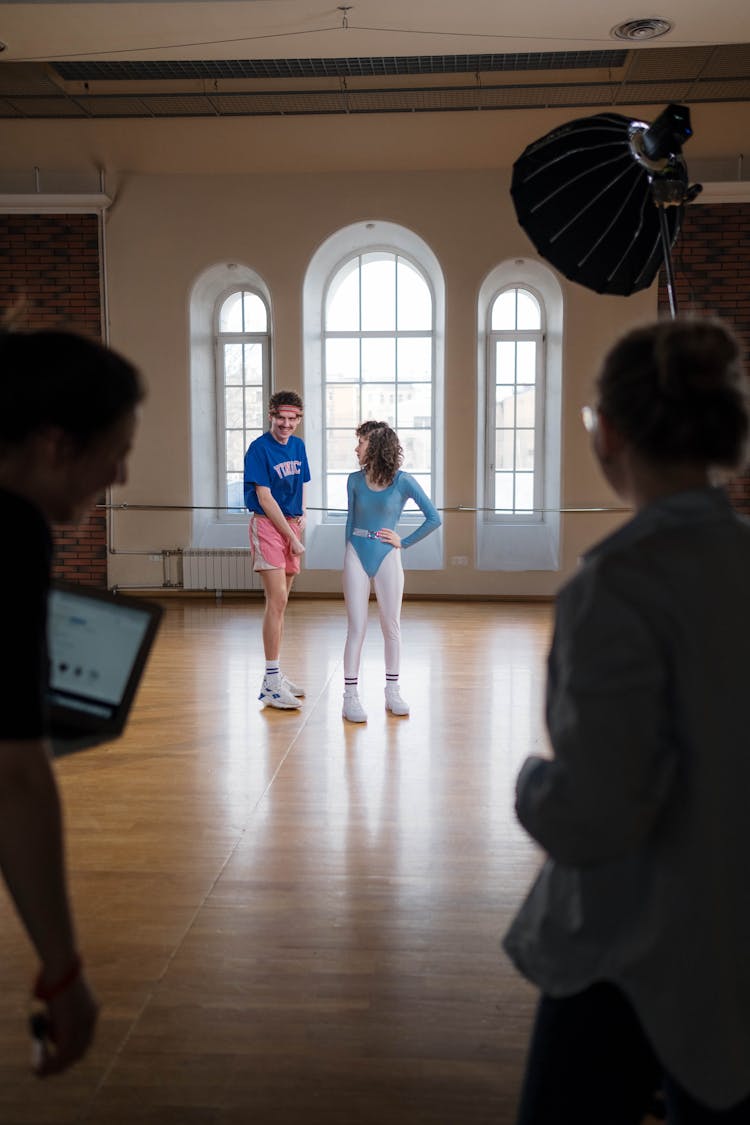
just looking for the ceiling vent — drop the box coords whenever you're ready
[611,18,673,41]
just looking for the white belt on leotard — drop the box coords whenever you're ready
[352,527,381,539]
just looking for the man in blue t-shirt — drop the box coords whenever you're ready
[244,391,311,710]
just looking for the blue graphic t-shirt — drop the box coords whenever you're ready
[244,431,311,516]
[345,470,441,577]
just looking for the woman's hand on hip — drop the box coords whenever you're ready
[377,529,401,548]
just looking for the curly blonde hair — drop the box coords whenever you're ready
[356,420,403,486]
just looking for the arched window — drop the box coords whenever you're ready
[487,286,545,520]
[323,251,434,517]
[189,263,272,548]
[477,260,563,571]
[215,288,270,514]
[303,221,444,572]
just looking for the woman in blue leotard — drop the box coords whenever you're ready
[342,420,441,723]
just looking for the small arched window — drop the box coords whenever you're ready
[487,286,545,520]
[477,261,562,571]
[215,288,270,514]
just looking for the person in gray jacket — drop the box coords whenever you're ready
[504,317,750,1124]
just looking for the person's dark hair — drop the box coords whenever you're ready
[596,317,750,470]
[0,329,144,451]
[269,390,303,414]
[356,420,403,486]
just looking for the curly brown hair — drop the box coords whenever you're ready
[356,420,403,486]
[269,390,303,415]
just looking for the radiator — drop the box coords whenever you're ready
[182,549,256,591]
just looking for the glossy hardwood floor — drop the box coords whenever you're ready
[0,597,571,1123]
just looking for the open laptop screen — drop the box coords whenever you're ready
[47,581,162,741]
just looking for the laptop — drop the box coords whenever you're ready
[47,581,163,756]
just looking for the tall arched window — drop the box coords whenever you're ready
[487,286,545,520]
[477,260,563,571]
[216,287,270,514]
[323,251,434,517]
[303,222,444,572]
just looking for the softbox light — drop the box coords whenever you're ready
[510,104,701,314]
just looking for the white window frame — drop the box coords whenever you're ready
[303,221,444,572]
[485,286,546,525]
[188,262,272,549]
[214,286,271,520]
[322,248,436,525]
[477,260,563,571]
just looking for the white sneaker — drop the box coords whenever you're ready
[385,685,410,716]
[342,692,367,723]
[259,677,301,709]
[281,674,305,698]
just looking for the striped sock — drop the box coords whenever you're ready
[344,677,359,694]
[385,673,399,686]
[265,661,280,683]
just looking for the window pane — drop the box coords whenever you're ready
[396,383,431,428]
[491,290,517,331]
[244,427,263,453]
[516,429,535,471]
[243,342,263,385]
[361,384,396,425]
[516,289,541,330]
[326,474,349,515]
[327,430,357,472]
[361,337,396,382]
[516,341,537,385]
[516,385,536,427]
[495,472,514,513]
[326,338,360,381]
[219,290,267,333]
[226,430,245,473]
[220,292,244,332]
[400,429,431,474]
[326,383,361,428]
[224,343,243,384]
[397,259,432,330]
[245,386,264,430]
[515,472,535,512]
[496,340,518,382]
[327,262,360,331]
[495,429,515,470]
[397,336,431,382]
[225,386,243,428]
[243,292,267,332]
[496,386,516,427]
[226,476,245,514]
[361,253,396,331]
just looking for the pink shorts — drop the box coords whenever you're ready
[249,514,302,575]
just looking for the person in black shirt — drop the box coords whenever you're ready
[0,327,143,1076]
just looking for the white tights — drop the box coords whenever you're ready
[343,543,404,681]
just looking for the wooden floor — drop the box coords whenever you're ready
[1,598,561,1123]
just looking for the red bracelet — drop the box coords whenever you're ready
[33,954,83,1002]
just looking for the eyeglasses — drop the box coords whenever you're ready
[580,405,598,434]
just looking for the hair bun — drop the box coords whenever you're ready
[656,320,742,399]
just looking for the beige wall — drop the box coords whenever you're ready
[2,101,749,595]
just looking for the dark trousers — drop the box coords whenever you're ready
[516,982,750,1125]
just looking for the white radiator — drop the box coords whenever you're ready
[182,549,256,591]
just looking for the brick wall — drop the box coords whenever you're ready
[658,202,750,514]
[0,213,107,584]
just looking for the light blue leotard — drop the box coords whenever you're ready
[345,470,441,577]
